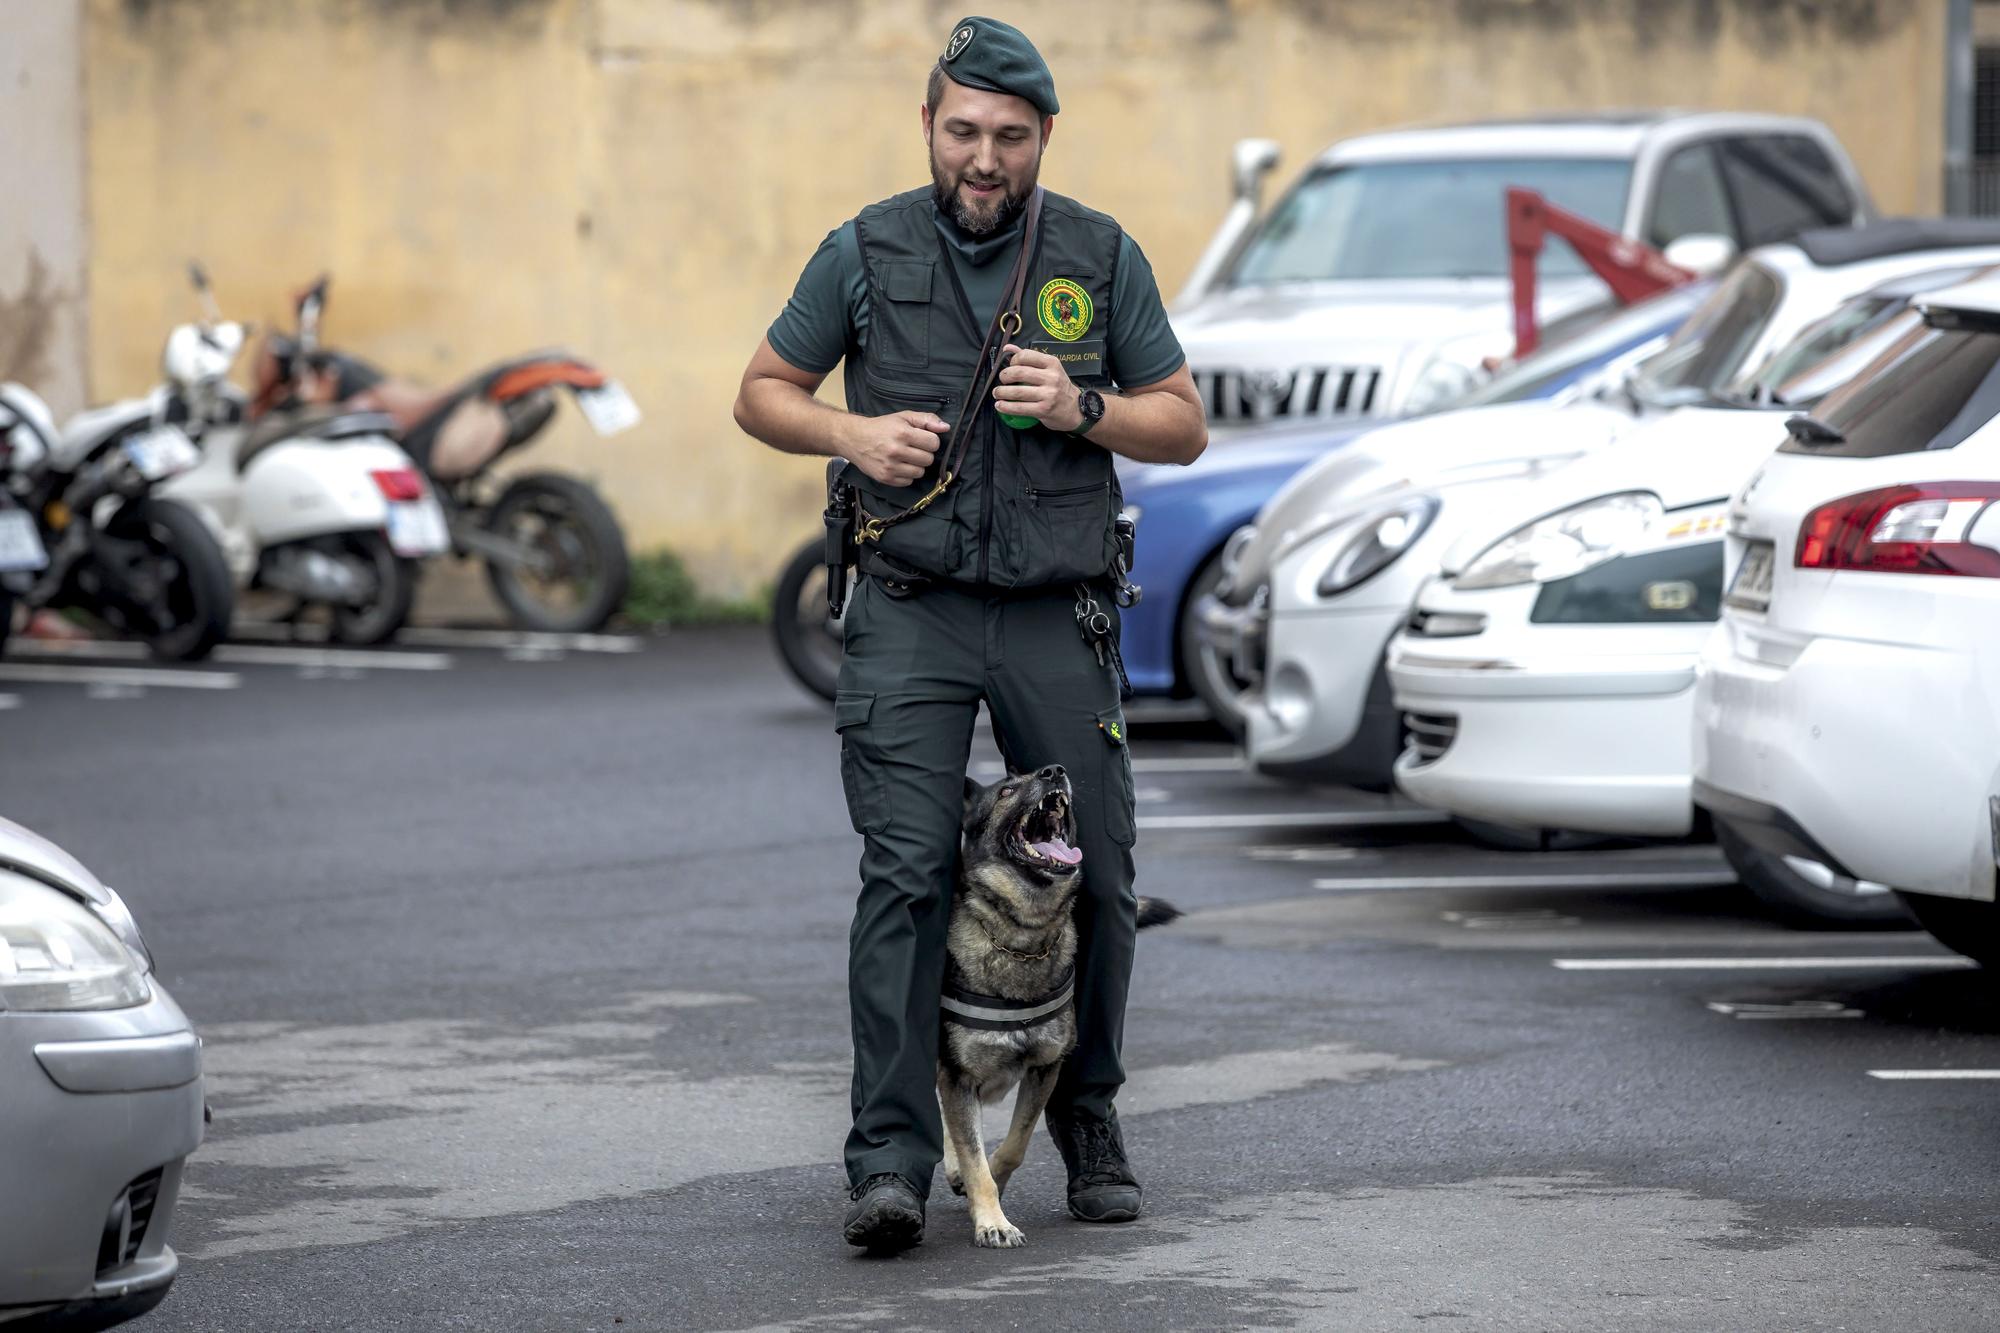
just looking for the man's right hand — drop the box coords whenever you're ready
[840,411,950,487]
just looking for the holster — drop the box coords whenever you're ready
[823,459,857,619]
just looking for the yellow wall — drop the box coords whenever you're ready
[84,0,1948,595]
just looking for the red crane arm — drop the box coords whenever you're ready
[1508,187,1696,358]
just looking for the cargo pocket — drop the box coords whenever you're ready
[835,690,892,834]
[1096,705,1136,846]
[873,262,933,370]
[1002,480,1114,587]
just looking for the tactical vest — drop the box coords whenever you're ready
[846,187,1123,590]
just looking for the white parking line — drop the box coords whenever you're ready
[1867,1070,2000,1079]
[1554,956,1972,972]
[0,693,18,709]
[1138,809,1447,831]
[7,639,452,672]
[1706,1000,1864,1020]
[1316,869,1742,892]
[232,622,645,654]
[0,663,241,690]
[972,755,1247,778]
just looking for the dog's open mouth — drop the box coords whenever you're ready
[1015,790,1082,870]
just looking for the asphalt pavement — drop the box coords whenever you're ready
[4,626,1999,1331]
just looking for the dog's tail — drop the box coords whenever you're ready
[1135,896,1182,929]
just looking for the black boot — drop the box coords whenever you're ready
[842,1172,925,1251]
[1045,1107,1143,1222]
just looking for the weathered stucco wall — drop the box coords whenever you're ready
[83,0,1948,594]
[2,0,89,419]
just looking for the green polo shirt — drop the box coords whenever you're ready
[767,200,1186,389]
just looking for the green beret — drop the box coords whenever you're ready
[939,16,1058,117]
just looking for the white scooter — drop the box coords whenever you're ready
[116,265,451,643]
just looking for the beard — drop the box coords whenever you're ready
[929,146,1038,236]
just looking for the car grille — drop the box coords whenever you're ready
[1404,712,1459,767]
[96,1167,164,1275]
[1191,365,1384,424]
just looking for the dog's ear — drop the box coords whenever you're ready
[962,776,987,829]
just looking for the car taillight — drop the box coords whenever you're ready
[1795,483,2000,577]
[370,468,426,502]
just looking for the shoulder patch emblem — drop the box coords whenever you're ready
[1037,278,1093,342]
[944,25,974,62]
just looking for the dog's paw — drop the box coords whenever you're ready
[946,1172,965,1197]
[973,1221,1026,1249]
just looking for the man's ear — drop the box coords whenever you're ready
[922,103,934,146]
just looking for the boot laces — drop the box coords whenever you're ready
[1072,1117,1130,1186]
[850,1171,911,1202]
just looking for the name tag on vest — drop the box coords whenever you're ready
[1030,339,1106,379]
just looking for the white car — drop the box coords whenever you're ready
[0,816,203,1326]
[1386,271,1972,913]
[1175,113,1869,436]
[1227,222,2000,794]
[1694,272,2000,947]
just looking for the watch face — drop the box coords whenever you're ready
[1082,389,1105,420]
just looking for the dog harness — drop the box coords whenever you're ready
[940,964,1075,1032]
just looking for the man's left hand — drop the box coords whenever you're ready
[994,344,1083,432]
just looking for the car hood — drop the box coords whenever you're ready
[1173,276,1607,373]
[0,814,115,908]
[1225,396,1638,598]
[1435,405,1797,574]
[1119,419,1379,499]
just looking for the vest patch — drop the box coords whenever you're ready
[1037,278,1093,341]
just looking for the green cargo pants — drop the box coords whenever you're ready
[834,572,1138,1191]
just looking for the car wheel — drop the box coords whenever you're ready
[1714,818,1912,928]
[1895,892,2000,965]
[1177,554,1254,738]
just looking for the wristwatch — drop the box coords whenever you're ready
[1070,388,1105,437]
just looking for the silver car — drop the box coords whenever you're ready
[0,816,203,1328]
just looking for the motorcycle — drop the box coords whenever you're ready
[145,266,450,644]
[771,533,849,702]
[261,275,639,633]
[1,380,233,661]
[0,422,51,657]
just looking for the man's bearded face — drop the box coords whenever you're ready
[925,84,1046,236]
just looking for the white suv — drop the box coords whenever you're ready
[1694,272,2000,947]
[1174,112,1871,434]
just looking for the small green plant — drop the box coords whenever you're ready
[620,547,770,628]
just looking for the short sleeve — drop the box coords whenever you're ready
[1106,233,1186,389]
[767,221,868,375]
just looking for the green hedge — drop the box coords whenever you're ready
[619,548,769,628]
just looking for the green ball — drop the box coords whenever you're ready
[997,412,1037,430]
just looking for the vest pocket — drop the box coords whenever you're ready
[994,479,1115,588]
[850,378,956,575]
[872,261,934,370]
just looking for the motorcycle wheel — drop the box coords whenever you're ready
[327,532,418,646]
[100,498,234,662]
[0,587,12,657]
[771,536,846,703]
[1714,817,1912,928]
[1177,554,1254,738]
[482,472,630,633]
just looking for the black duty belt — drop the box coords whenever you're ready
[940,964,1075,1032]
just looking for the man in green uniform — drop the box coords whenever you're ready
[733,14,1206,1251]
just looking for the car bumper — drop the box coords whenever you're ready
[1244,602,1406,788]
[0,984,205,1315]
[1694,620,1999,902]
[1390,642,1698,836]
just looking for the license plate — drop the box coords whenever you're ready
[1726,540,1775,612]
[123,426,201,482]
[386,500,450,557]
[575,380,641,437]
[0,508,46,573]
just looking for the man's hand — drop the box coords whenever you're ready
[840,410,950,487]
[993,344,1083,433]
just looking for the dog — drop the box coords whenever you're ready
[939,765,1179,1248]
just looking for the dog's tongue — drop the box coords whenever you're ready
[1034,838,1083,866]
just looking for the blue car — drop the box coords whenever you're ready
[1116,281,1713,729]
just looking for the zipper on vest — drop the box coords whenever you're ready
[1025,483,1105,505]
[932,231,995,584]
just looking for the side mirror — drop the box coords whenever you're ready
[1231,138,1281,203]
[1662,233,1737,276]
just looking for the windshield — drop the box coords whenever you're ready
[1779,319,2000,458]
[1227,157,1634,285]
[1451,282,1710,410]
[1628,262,1783,405]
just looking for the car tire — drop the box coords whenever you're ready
[1177,554,1254,738]
[1895,892,2000,965]
[1714,818,1913,928]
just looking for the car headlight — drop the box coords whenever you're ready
[1402,356,1483,416]
[1316,496,1439,597]
[1455,492,1665,591]
[0,874,152,1011]
[90,884,154,974]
